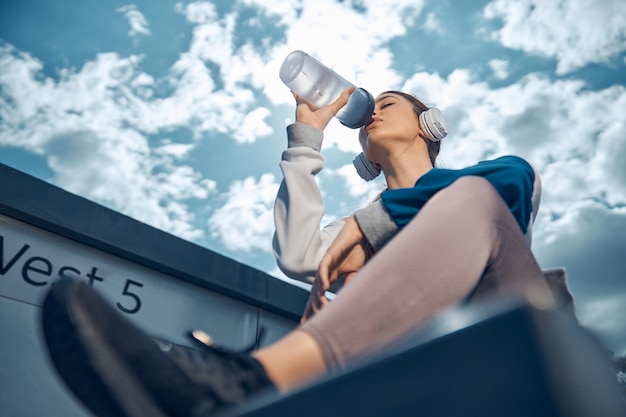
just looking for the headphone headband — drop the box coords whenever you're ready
[353,152,381,181]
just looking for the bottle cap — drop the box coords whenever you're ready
[341,88,375,129]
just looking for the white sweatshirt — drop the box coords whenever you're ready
[272,123,542,284]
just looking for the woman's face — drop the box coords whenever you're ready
[359,93,422,161]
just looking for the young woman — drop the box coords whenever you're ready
[41,88,572,417]
[273,88,543,322]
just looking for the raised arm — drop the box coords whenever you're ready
[272,89,355,284]
[272,123,345,283]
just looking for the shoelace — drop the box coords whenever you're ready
[154,326,266,356]
[187,326,267,355]
[152,327,276,417]
[154,327,270,398]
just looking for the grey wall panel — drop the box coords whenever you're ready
[257,308,300,348]
[0,297,89,417]
[1,214,261,348]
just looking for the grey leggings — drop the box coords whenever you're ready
[300,176,549,369]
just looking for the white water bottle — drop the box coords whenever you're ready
[279,50,374,129]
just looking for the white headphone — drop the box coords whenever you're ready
[353,107,449,181]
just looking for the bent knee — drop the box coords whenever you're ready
[446,176,497,198]
[429,176,504,217]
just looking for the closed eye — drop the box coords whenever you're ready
[381,102,394,109]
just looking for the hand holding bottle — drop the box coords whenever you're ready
[293,87,355,131]
[280,50,374,129]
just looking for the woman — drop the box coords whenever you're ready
[41,88,570,417]
[273,88,543,322]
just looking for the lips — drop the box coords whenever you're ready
[366,118,381,130]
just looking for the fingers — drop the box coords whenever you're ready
[292,90,319,110]
[291,90,304,103]
[328,86,355,114]
[301,301,313,323]
[292,87,354,130]
[293,87,353,109]
[343,271,358,285]
[300,286,329,323]
[301,250,338,324]
[317,257,331,291]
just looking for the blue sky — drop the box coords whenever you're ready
[1,0,625,354]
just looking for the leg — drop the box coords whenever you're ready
[294,176,548,369]
[253,330,326,391]
[41,177,549,416]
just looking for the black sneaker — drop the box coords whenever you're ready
[41,278,276,417]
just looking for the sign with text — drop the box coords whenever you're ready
[0,214,262,347]
[0,213,297,417]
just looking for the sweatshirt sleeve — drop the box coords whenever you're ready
[272,123,344,284]
[353,199,399,250]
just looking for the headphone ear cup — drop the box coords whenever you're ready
[353,152,381,181]
[419,108,449,142]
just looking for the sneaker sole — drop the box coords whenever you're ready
[42,279,210,417]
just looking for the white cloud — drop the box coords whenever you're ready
[233,107,273,143]
[180,5,235,63]
[3,0,624,245]
[117,0,425,156]
[156,140,194,159]
[169,0,431,153]
[327,164,385,201]
[488,58,509,80]
[423,12,443,34]
[208,174,279,252]
[0,45,216,240]
[0,3,276,151]
[579,293,626,355]
[116,4,152,38]
[47,129,216,240]
[246,0,425,107]
[537,202,626,355]
[175,1,218,24]
[169,3,276,143]
[483,0,626,74]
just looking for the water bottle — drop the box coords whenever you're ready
[279,50,375,129]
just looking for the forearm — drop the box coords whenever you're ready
[272,123,340,283]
